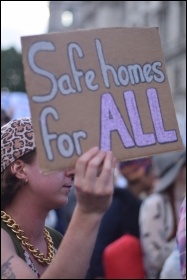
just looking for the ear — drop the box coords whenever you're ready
[10,160,27,181]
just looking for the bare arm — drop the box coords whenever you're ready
[1,147,115,279]
[1,229,37,279]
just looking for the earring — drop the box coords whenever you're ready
[24,179,28,185]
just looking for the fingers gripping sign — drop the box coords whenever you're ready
[98,150,116,194]
[74,146,116,215]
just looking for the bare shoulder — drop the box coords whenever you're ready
[1,228,37,279]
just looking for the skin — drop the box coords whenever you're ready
[120,165,154,198]
[1,146,116,279]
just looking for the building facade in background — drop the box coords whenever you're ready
[48,1,186,143]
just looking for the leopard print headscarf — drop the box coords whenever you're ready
[1,117,36,173]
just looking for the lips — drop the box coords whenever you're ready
[63,185,72,189]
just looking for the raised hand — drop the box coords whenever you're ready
[74,146,116,215]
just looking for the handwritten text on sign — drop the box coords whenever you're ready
[21,28,183,172]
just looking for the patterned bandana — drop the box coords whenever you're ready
[1,117,36,173]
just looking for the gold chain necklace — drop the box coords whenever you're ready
[1,210,54,265]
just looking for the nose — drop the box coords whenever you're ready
[65,169,75,181]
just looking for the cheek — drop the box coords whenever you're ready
[45,172,66,187]
[28,164,66,189]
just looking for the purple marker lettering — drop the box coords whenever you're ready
[124,90,156,146]
[147,88,177,143]
[100,93,134,150]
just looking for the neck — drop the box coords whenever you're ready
[1,210,55,267]
[3,194,48,240]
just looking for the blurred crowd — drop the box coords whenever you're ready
[47,151,186,279]
[1,92,186,279]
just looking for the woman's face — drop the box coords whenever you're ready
[25,155,75,209]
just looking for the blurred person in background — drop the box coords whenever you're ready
[159,240,182,279]
[176,197,186,280]
[85,159,152,279]
[159,197,186,279]
[119,157,154,200]
[139,150,186,279]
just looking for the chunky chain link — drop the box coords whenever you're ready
[1,210,54,265]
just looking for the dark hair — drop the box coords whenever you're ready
[1,149,36,210]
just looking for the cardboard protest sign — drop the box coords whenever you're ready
[21,27,184,173]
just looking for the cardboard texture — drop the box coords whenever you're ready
[21,27,184,173]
